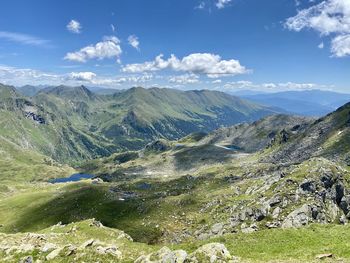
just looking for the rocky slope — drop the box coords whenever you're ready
[265,102,350,165]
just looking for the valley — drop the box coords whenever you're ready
[1,84,350,262]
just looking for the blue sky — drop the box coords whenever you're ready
[0,0,349,92]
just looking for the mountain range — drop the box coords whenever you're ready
[1,83,350,262]
[238,89,350,116]
[0,83,279,164]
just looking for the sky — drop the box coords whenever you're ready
[0,0,349,93]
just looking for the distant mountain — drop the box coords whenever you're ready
[238,89,350,116]
[0,84,282,163]
[16,85,47,97]
[87,86,122,95]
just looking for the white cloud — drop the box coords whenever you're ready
[169,73,200,84]
[331,34,350,57]
[0,65,155,88]
[212,79,222,84]
[216,0,232,9]
[0,31,50,47]
[68,72,96,81]
[122,53,248,78]
[127,35,140,51]
[111,24,115,32]
[0,65,61,86]
[64,36,122,62]
[318,42,324,49]
[67,20,82,34]
[285,0,350,57]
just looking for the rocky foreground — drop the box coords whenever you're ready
[0,219,238,263]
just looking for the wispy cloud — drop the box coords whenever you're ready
[127,35,140,51]
[0,31,51,47]
[216,0,232,9]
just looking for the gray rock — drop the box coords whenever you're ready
[272,207,281,219]
[211,223,224,235]
[282,204,311,228]
[41,242,57,252]
[80,239,94,249]
[19,256,33,263]
[135,246,187,263]
[189,243,232,263]
[268,195,281,207]
[46,247,63,260]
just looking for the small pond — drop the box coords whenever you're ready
[50,173,94,183]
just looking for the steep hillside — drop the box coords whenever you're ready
[198,114,312,152]
[265,102,350,165]
[0,84,116,164]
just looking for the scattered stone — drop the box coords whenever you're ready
[89,218,103,228]
[80,239,94,249]
[91,178,103,184]
[41,242,57,253]
[96,245,122,258]
[189,243,234,262]
[272,207,282,219]
[19,256,33,263]
[241,223,258,233]
[211,222,224,235]
[17,243,35,253]
[67,225,78,233]
[340,215,348,225]
[135,246,187,263]
[46,247,63,260]
[316,253,333,259]
[64,245,77,256]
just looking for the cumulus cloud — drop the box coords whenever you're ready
[216,0,232,9]
[285,0,350,57]
[128,35,140,50]
[318,42,325,49]
[67,20,82,34]
[67,72,96,81]
[0,31,50,47]
[212,79,222,84]
[331,34,350,57]
[64,36,122,62]
[169,73,200,84]
[122,53,248,78]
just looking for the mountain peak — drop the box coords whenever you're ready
[38,85,95,100]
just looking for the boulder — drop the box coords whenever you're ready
[80,239,94,249]
[135,246,187,263]
[41,242,57,252]
[282,204,311,228]
[211,223,224,235]
[46,247,63,260]
[19,256,33,263]
[189,243,234,263]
